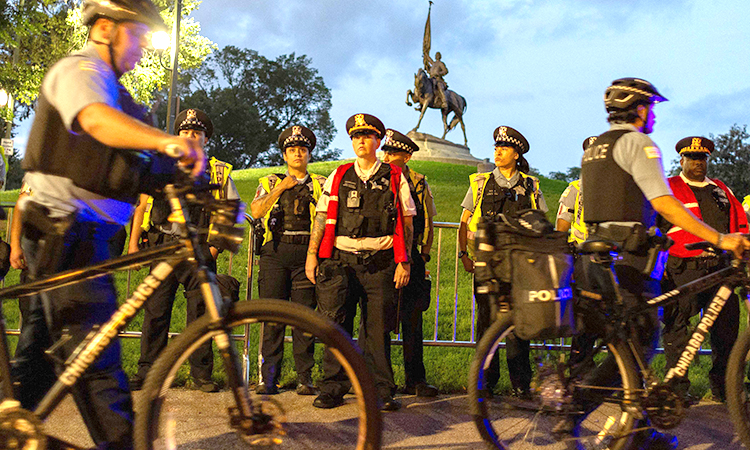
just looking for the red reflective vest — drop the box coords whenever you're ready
[319,163,409,263]
[667,176,748,258]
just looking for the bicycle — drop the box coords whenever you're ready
[0,170,381,450]
[468,233,750,450]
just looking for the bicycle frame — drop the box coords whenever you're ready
[0,183,253,426]
[592,256,747,390]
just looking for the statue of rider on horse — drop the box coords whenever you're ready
[406,2,468,145]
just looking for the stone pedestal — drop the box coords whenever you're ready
[405,131,482,166]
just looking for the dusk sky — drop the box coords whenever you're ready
[16,0,750,176]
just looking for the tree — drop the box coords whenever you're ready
[177,46,340,169]
[707,124,750,197]
[548,166,580,183]
[0,0,215,188]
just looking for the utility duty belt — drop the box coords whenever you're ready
[587,222,672,278]
[330,247,394,268]
[278,234,310,245]
[668,254,724,272]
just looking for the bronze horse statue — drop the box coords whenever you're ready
[406,68,468,145]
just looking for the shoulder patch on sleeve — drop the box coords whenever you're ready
[643,146,661,159]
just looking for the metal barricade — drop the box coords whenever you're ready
[0,202,711,386]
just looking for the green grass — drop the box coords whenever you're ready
[0,160,733,398]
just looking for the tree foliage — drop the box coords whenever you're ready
[176,45,340,169]
[548,166,580,183]
[0,0,214,188]
[707,124,750,197]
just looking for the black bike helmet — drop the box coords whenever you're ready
[604,77,668,111]
[82,0,166,30]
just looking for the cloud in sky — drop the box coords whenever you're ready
[12,0,750,183]
[188,0,750,176]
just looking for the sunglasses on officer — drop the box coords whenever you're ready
[682,152,708,161]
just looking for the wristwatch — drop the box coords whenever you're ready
[457,250,468,259]
[420,253,431,262]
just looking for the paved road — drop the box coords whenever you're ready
[43,390,741,449]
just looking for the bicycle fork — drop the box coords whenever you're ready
[195,269,255,425]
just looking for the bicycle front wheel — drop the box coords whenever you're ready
[726,327,750,447]
[468,314,639,450]
[134,300,381,450]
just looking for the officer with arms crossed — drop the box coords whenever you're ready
[563,78,750,449]
[128,108,239,393]
[458,126,547,398]
[661,136,747,403]
[15,0,204,448]
[381,129,439,398]
[306,114,416,412]
[250,125,326,396]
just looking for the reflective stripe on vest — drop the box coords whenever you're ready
[467,171,539,232]
[568,179,588,245]
[259,173,324,245]
[141,157,232,231]
[409,169,431,246]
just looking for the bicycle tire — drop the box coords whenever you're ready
[468,314,639,450]
[134,299,382,450]
[726,327,750,447]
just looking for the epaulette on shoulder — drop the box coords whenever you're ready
[470,172,490,183]
[311,173,327,185]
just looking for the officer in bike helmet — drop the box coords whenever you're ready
[15,0,204,447]
[566,78,750,449]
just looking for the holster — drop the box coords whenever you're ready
[21,202,75,278]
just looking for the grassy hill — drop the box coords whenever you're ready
[0,162,593,394]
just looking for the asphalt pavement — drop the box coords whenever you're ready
[41,389,741,449]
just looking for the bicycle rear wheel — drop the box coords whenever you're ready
[468,314,639,450]
[134,300,381,450]
[726,327,750,447]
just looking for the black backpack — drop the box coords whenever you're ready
[474,209,576,340]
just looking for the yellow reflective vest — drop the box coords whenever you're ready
[467,171,540,232]
[258,172,326,246]
[141,157,232,230]
[567,179,587,245]
[408,169,433,246]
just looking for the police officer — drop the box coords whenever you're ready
[562,78,750,448]
[15,0,204,447]
[661,136,747,403]
[458,126,547,398]
[305,113,416,411]
[129,108,239,393]
[556,137,596,246]
[381,129,439,398]
[250,125,326,395]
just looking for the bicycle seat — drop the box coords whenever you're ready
[579,240,619,254]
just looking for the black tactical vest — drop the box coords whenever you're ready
[406,173,426,243]
[272,176,314,232]
[337,164,397,238]
[23,91,175,204]
[480,174,535,220]
[581,129,654,224]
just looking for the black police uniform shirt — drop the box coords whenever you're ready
[22,43,141,226]
[315,159,416,253]
[582,123,672,228]
[675,173,731,234]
